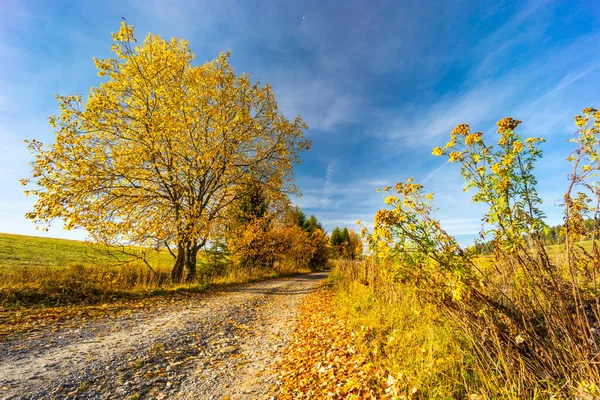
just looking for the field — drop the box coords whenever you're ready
[0,232,303,307]
[0,233,173,268]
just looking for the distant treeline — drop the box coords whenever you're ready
[475,218,600,254]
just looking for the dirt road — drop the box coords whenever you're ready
[0,272,328,399]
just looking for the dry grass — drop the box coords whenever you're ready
[329,257,600,399]
[330,259,479,399]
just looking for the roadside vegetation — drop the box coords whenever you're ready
[328,108,600,398]
[0,204,329,307]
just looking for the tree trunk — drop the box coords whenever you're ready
[185,241,198,283]
[171,242,186,283]
[185,238,205,283]
[185,246,198,282]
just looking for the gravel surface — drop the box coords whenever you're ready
[0,272,328,399]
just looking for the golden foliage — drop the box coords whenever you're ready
[22,23,310,280]
[228,218,329,273]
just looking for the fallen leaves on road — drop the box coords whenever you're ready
[276,284,396,399]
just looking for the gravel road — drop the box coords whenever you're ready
[0,272,328,399]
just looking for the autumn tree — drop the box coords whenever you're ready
[227,217,280,273]
[227,202,329,273]
[346,229,363,259]
[225,178,282,272]
[22,23,310,282]
[307,228,330,270]
[291,209,329,270]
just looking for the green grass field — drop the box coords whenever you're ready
[547,239,595,253]
[0,232,307,307]
[472,240,595,275]
[0,233,216,306]
[0,232,173,269]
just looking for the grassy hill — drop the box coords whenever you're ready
[0,232,302,307]
[0,232,173,269]
[0,233,213,306]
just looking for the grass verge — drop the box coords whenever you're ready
[0,269,313,342]
[329,260,480,399]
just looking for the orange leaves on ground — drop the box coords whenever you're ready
[277,286,394,399]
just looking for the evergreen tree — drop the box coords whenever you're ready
[341,227,350,243]
[291,206,307,228]
[304,215,324,234]
[230,179,269,225]
[330,227,344,246]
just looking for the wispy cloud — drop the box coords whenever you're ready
[374,29,600,149]
[532,62,600,106]
[374,79,517,146]
[272,76,363,131]
[422,161,450,184]
[320,159,337,207]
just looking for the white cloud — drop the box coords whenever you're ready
[271,73,363,131]
[532,62,600,106]
[422,160,449,184]
[373,78,517,147]
[320,159,337,207]
[374,29,600,149]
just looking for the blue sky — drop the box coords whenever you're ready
[1,0,599,244]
